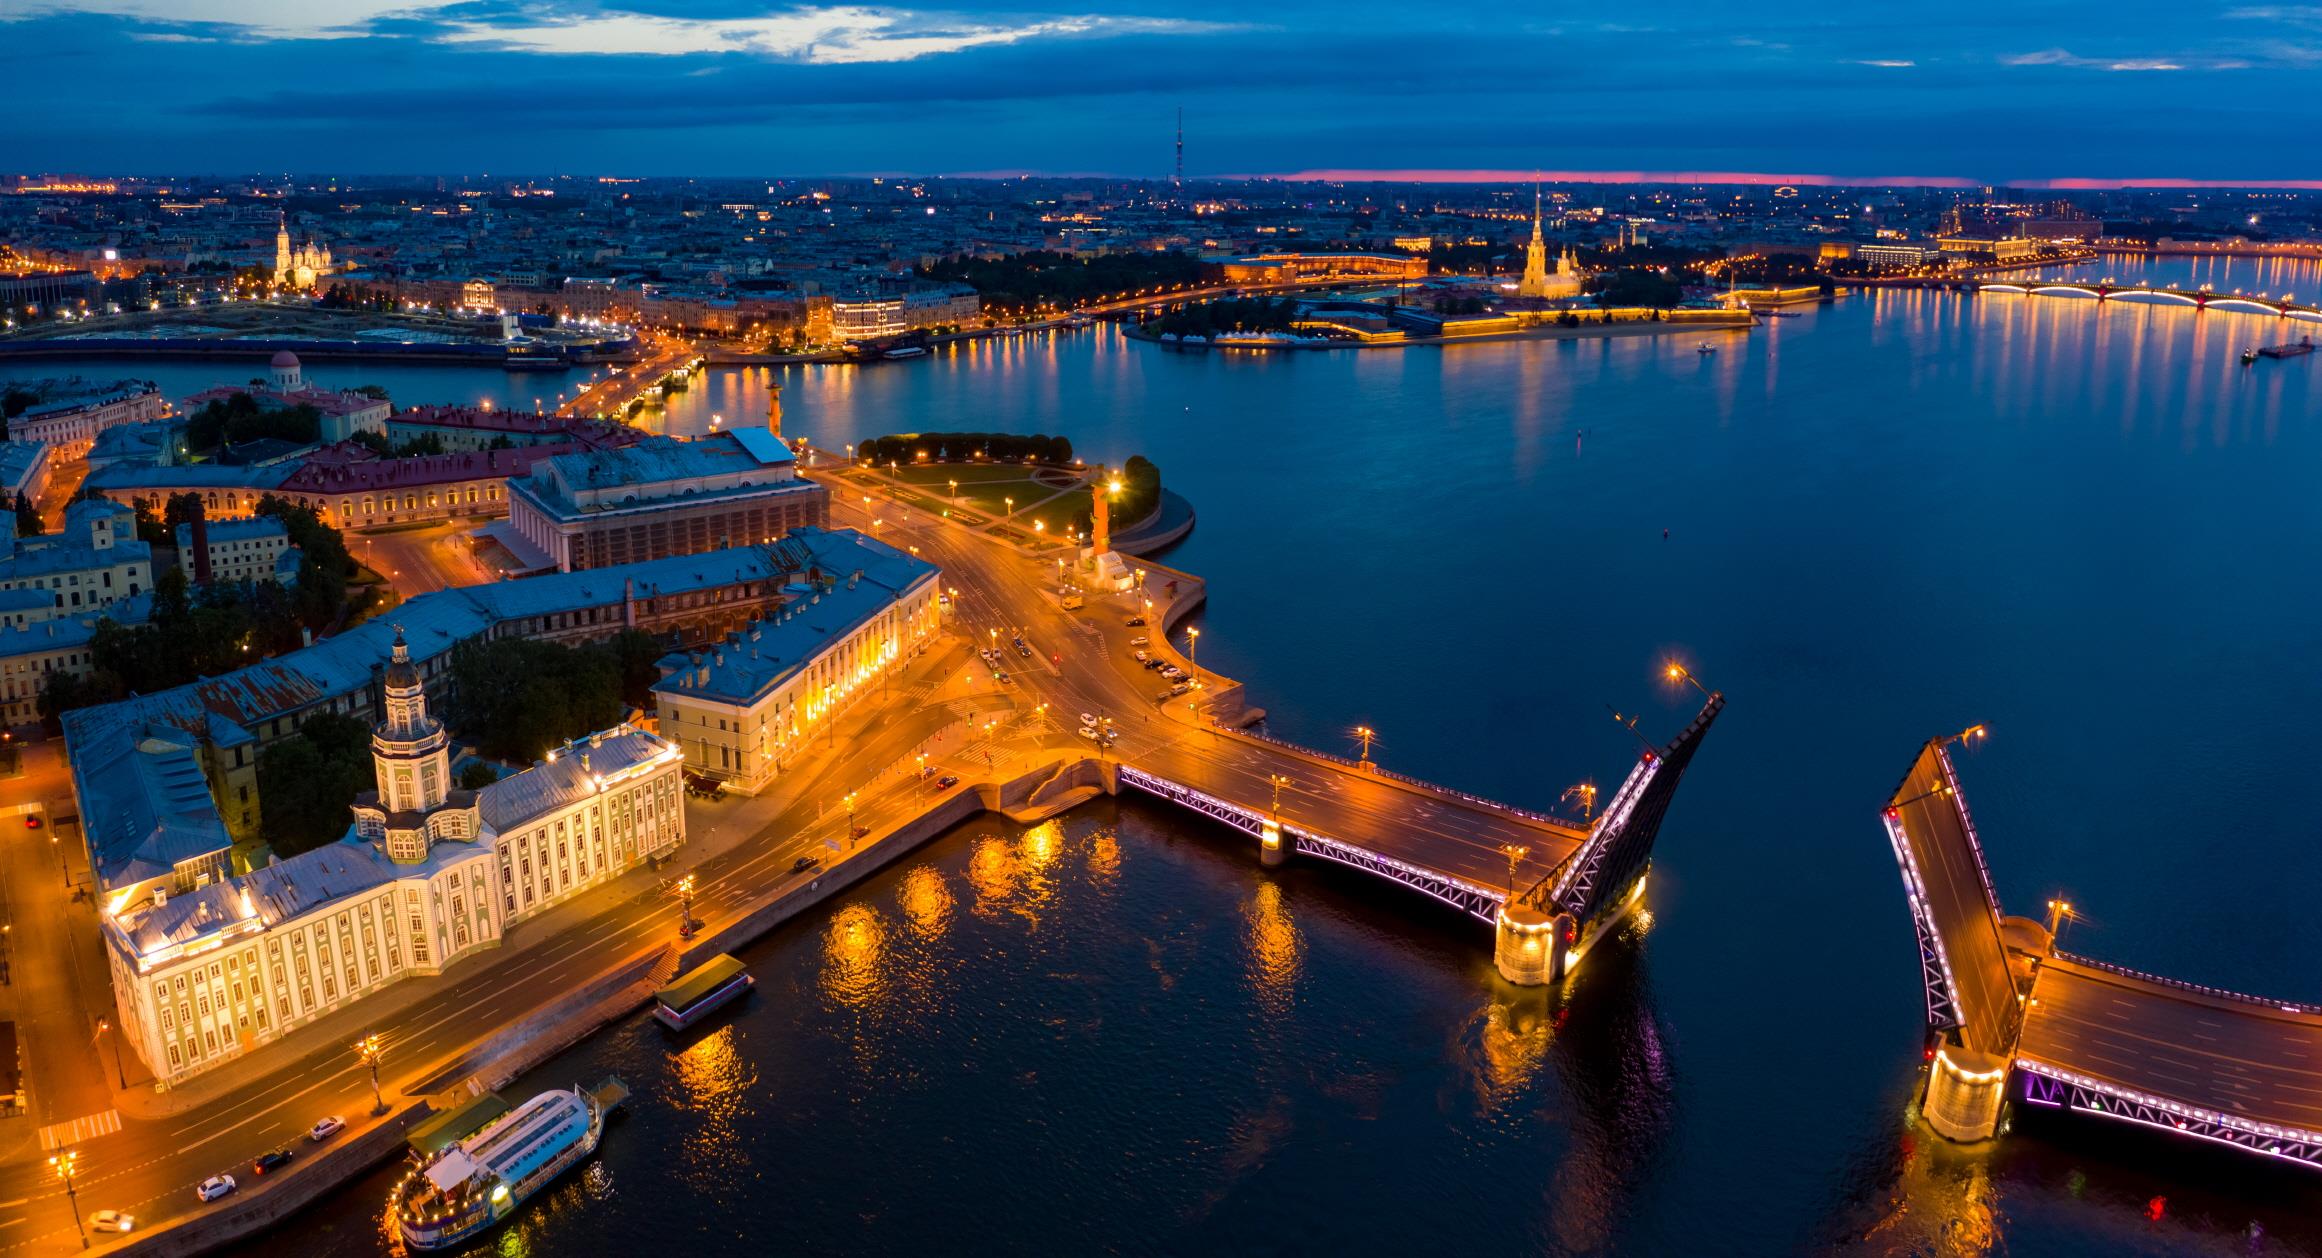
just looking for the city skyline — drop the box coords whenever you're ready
[4,0,2322,181]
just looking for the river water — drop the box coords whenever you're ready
[31,253,2322,1255]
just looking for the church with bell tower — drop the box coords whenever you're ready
[1516,187,1583,300]
[273,213,334,290]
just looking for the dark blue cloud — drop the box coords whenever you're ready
[0,1,2315,178]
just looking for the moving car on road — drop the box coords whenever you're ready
[196,1175,237,1203]
[252,1148,295,1175]
[936,775,960,789]
[791,855,821,875]
[308,1116,346,1142]
[90,1211,133,1234]
[1077,725,1100,742]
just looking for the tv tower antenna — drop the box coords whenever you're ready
[1174,106,1183,192]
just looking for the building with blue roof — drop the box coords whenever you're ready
[0,498,150,619]
[63,536,859,881]
[100,626,685,1085]
[500,426,826,573]
[5,380,165,460]
[0,439,52,507]
[652,526,939,794]
[176,515,290,585]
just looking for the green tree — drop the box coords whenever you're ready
[456,761,500,791]
[448,637,625,762]
[12,492,41,537]
[256,713,375,857]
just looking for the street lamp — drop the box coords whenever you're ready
[675,874,699,937]
[1185,627,1201,688]
[1501,843,1529,894]
[2045,897,2076,940]
[845,792,858,844]
[95,1019,126,1090]
[51,1149,85,1249]
[1268,773,1291,823]
[916,753,928,794]
[1354,725,1377,770]
[1664,660,1713,698]
[356,1033,388,1116]
[1562,782,1598,823]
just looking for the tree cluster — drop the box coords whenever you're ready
[916,249,1205,315]
[447,630,666,763]
[255,713,374,858]
[183,392,322,453]
[12,492,41,537]
[1142,297,1298,337]
[855,432,1074,466]
[1583,268,1686,308]
[38,496,363,726]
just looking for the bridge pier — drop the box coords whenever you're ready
[1493,905,1573,986]
[1259,819,1287,867]
[1922,1045,2010,1143]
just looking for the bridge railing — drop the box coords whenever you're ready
[2052,950,2322,1017]
[1232,726,1584,830]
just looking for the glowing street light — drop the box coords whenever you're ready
[1501,843,1529,894]
[51,1149,85,1248]
[1353,725,1377,769]
[1185,626,1201,687]
[675,874,700,937]
[95,1018,127,1090]
[1664,660,1713,698]
[356,1032,389,1116]
[1562,782,1599,823]
[1268,773,1291,823]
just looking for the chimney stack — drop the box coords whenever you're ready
[189,501,213,585]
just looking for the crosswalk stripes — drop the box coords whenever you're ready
[38,1108,121,1150]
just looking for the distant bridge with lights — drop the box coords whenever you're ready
[1882,736,2322,1169]
[1979,281,2322,321]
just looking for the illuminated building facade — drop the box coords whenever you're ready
[100,629,685,1085]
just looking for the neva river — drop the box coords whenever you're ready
[52,253,2322,1255]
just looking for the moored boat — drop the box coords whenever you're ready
[653,954,754,1031]
[393,1078,625,1251]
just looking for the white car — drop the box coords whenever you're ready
[1078,712,1098,729]
[1076,725,1100,742]
[196,1175,237,1203]
[90,1211,134,1234]
[308,1115,346,1142]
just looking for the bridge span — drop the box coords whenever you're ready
[1882,736,2322,1167]
[1979,280,2322,321]
[1116,690,1721,986]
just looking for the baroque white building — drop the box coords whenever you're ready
[102,630,685,1085]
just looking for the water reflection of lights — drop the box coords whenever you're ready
[1240,882,1301,1012]
[672,1025,759,1181]
[966,832,1021,905]
[897,865,954,940]
[1020,820,1062,871]
[1086,831,1121,884]
[822,904,888,1008]
[1849,1128,2001,1257]
[1469,994,1553,1106]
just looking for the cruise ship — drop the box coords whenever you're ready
[393,1078,626,1250]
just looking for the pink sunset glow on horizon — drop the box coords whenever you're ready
[1238,168,2322,190]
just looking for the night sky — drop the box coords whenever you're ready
[4,0,2319,182]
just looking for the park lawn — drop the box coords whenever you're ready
[888,463,1086,523]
